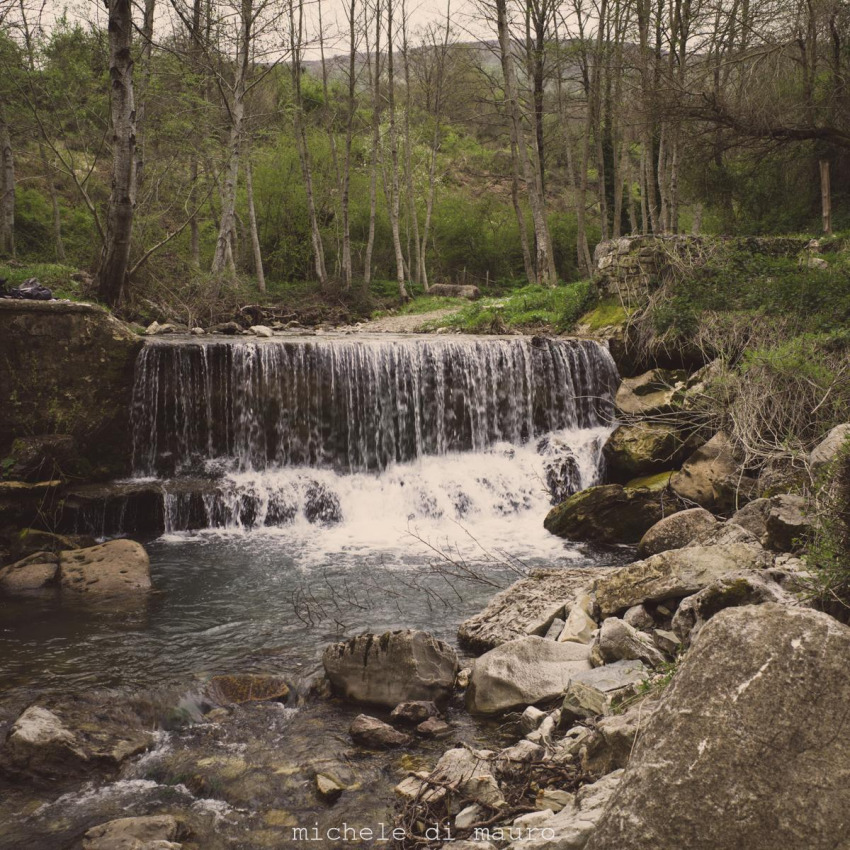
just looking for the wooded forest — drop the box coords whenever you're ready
[0,0,847,311]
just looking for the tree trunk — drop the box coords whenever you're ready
[97,0,137,307]
[0,105,15,259]
[401,0,422,289]
[820,160,832,234]
[340,0,357,290]
[495,0,556,286]
[245,159,265,292]
[363,0,382,287]
[386,0,410,301]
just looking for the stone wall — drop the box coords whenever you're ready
[594,235,811,304]
[0,300,143,478]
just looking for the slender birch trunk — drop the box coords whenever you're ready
[363,0,382,287]
[0,105,14,259]
[245,158,265,292]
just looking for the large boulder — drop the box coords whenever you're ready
[59,540,152,597]
[670,432,757,512]
[544,484,680,545]
[671,571,798,645]
[458,568,599,652]
[615,369,686,416]
[323,629,458,708]
[593,543,773,617]
[731,495,811,552]
[585,605,850,850]
[603,423,687,483]
[466,636,591,715]
[636,507,718,558]
[809,423,850,468]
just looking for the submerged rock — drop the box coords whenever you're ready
[207,674,290,706]
[83,815,181,850]
[544,484,679,544]
[323,629,458,708]
[466,636,591,715]
[349,714,412,749]
[585,605,850,850]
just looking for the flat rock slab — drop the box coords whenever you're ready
[458,568,603,653]
[562,660,648,717]
[593,543,773,617]
[585,605,850,850]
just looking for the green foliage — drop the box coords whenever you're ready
[425,281,596,333]
[579,300,633,331]
[805,443,850,622]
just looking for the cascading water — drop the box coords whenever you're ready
[124,335,618,539]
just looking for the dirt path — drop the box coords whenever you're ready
[354,307,461,333]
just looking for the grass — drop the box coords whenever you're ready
[579,300,633,331]
[421,280,596,334]
[371,293,468,318]
[0,262,87,301]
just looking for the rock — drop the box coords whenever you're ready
[506,769,623,849]
[83,815,181,850]
[451,843,497,850]
[206,674,290,705]
[0,553,59,593]
[303,481,342,524]
[416,717,452,738]
[145,321,162,335]
[809,423,850,468]
[584,605,850,850]
[551,726,592,763]
[316,773,344,802]
[0,300,143,478]
[637,507,718,558]
[59,539,152,597]
[428,746,505,809]
[562,660,648,718]
[730,498,771,542]
[394,773,444,804]
[526,710,560,744]
[456,667,471,689]
[544,484,680,544]
[764,493,810,552]
[520,705,546,734]
[671,570,797,645]
[595,618,667,667]
[514,809,556,829]
[594,543,773,616]
[651,629,681,656]
[497,739,545,764]
[690,519,760,548]
[559,594,598,644]
[323,630,457,708]
[615,369,686,416]
[349,715,412,749]
[580,699,656,777]
[249,324,273,337]
[427,283,481,300]
[466,636,591,715]
[456,803,484,829]
[458,568,599,652]
[603,423,687,482]
[622,604,655,631]
[5,434,83,482]
[670,432,757,511]
[536,788,575,812]
[390,700,440,725]
[544,617,566,639]
[210,321,242,334]
[190,326,205,335]
[3,698,154,779]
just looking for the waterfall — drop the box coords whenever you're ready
[69,335,617,537]
[132,336,617,477]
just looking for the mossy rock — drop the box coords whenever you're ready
[604,423,689,483]
[544,483,682,545]
[625,471,675,492]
